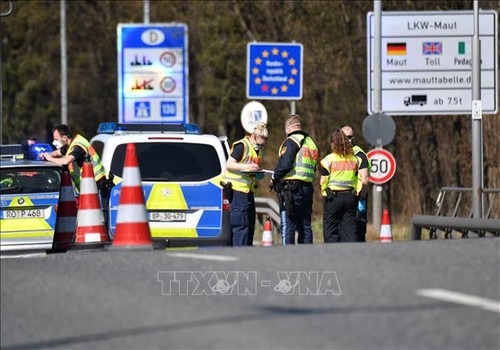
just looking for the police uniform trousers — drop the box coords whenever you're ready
[323,190,357,243]
[280,181,314,245]
[230,190,256,246]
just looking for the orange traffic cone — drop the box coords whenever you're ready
[71,155,110,250]
[261,218,274,246]
[111,143,153,249]
[379,209,393,243]
[50,166,77,252]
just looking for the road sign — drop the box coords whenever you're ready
[362,113,396,147]
[367,149,396,184]
[241,101,268,134]
[247,42,303,100]
[117,23,188,124]
[367,10,498,115]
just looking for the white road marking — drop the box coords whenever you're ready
[416,288,500,313]
[1,253,46,259]
[169,252,239,262]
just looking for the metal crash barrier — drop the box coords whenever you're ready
[410,187,500,240]
[410,215,500,240]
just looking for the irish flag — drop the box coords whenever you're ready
[387,43,407,56]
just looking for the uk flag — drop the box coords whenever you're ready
[422,42,442,55]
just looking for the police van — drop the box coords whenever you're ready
[90,123,232,247]
[0,144,62,254]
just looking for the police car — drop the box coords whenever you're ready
[0,144,62,254]
[90,123,232,247]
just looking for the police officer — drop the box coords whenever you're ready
[320,129,360,243]
[223,123,269,246]
[41,124,106,194]
[342,126,369,242]
[271,115,318,244]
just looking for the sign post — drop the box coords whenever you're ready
[117,23,188,124]
[367,10,498,115]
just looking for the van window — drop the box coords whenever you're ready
[110,142,222,182]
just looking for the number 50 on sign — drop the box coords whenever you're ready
[367,149,396,185]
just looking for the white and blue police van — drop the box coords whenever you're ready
[90,123,232,247]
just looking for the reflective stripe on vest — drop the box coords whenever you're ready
[280,134,318,182]
[320,153,359,195]
[67,134,106,192]
[223,136,262,193]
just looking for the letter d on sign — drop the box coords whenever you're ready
[141,29,165,46]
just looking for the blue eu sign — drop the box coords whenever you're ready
[247,42,303,100]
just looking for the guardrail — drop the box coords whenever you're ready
[410,187,500,239]
[410,216,500,240]
[255,197,280,228]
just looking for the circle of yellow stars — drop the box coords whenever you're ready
[251,47,299,95]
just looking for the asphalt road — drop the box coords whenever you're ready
[1,238,499,350]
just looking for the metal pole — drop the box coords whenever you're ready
[144,0,150,24]
[290,101,296,115]
[372,0,383,231]
[471,0,482,218]
[60,0,67,125]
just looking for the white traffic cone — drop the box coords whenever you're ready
[379,209,393,243]
[111,143,153,249]
[261,218,274,246]
[71,155,110,250]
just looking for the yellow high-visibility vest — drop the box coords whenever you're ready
[67,134,106,192]
[320,152,359,196]
[223,136,262,193]
[280,134,318,182]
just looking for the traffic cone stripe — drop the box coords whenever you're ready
[78,193,102,209]
[116,204,148,222]
[77,209,105,226]
[119,186,146,204]
[56,217,78,232]
[79,177,99,193]
[114,223,152,244]
[57,201,77,217]
[121,167,142,186]
[60,186,74,198]
[124,148,139,167]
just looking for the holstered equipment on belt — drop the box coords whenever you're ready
[272,180,298,218]
[98,173,115,199]
[220,181,234,203]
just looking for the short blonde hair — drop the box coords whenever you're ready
[285,115,302,130]
[253,122,268,139]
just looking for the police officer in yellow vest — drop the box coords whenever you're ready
[342,126,369,242]
[223,123,269,246]
[271,115,319,244]
[320,129,361,243]
[41,124,106,196]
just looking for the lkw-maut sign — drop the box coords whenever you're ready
[117,23,188,124]
[367,11,498,115]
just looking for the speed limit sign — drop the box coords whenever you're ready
[367,149,396,184]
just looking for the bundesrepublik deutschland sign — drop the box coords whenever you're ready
[247,42,303,100]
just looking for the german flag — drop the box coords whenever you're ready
[387,42,406,56]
